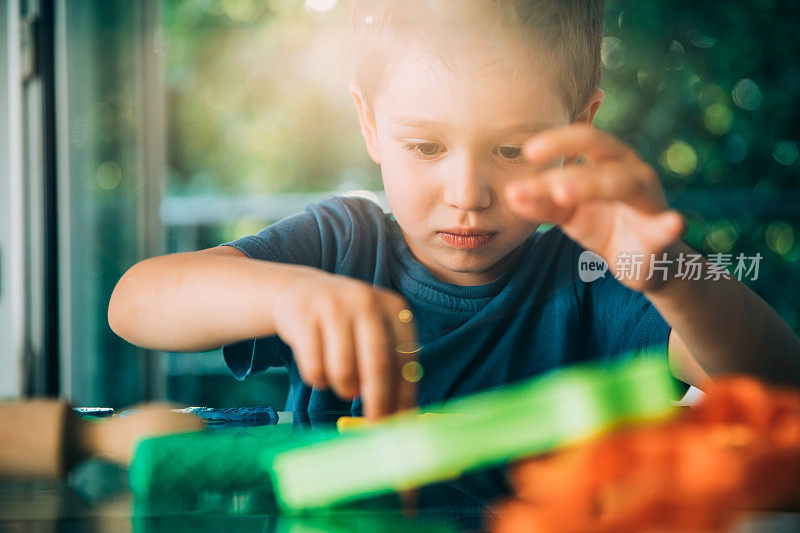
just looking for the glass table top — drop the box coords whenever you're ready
[2,410,800,532]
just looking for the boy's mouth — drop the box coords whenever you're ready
[437,229,496,250]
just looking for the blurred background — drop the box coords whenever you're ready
[0,0,798,408]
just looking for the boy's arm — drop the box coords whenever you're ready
[646,241,800,387]
[507,124,800,389]
[108,245,298,352]
[108,245,418,419]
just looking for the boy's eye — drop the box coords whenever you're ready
[402,141,442,158]
[495,145,523,160]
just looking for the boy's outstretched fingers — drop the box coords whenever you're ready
[523,123,629,165]
[504,182,576,226]
[510,161,665,214]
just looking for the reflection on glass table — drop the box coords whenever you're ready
[1,408,800,533]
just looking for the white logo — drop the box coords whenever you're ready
[578,250,608,282]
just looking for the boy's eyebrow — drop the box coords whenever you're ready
[389,117,554,135]
[389,117,445,129]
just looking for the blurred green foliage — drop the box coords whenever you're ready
[162,0,376,196]
[598,0,800,332]
[162,0,800,333]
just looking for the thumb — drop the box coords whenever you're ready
[642,210,686,252]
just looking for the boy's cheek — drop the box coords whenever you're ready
[377,147,414,175]
[382,176,433,220]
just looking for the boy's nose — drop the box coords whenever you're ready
[443,156,491,211]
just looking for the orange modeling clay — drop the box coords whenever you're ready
[491,377,800,533]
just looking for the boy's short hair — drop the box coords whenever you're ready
[351,0,604,121]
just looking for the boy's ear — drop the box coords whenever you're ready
[574,88,605,125]
[348,81,381,165]
[566,89,605,166]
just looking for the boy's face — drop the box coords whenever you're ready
[351,43,601,286]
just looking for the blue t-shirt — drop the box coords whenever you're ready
[221,195,674,416]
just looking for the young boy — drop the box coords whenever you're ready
[108,0,800,423]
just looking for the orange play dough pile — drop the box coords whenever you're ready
[491,377,800,533]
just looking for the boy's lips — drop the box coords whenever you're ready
[439,227,493,236]
[437,228,496,250]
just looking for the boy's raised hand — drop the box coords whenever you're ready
[269,268,419,421]
[505,124,686,292]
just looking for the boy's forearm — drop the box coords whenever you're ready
[644,242,800,386]
[108,252,309,352]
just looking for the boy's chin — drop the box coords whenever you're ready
[437,253,508,275]
[440,241,528,273]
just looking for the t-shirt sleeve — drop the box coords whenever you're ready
[573,242,690,395]
[219,195,354,269]
[572,240,668,353]
[219,196,357,379]
[580,271,672,359]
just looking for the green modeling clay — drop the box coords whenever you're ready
[128,355,677,513]
[268,356,678,510]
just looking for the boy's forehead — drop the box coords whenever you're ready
[374,44,569,130]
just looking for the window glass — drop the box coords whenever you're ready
[59,0,800,407]
[59,2,148,406]
[161,0,376,407]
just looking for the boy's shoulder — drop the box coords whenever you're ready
[309,193,385,222]
[308,193,391,237]
[314,193,385,216]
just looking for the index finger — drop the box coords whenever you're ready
[353,305,419,421]
[354,315,395,421]
[389,306,421,414]
[523,124,630,165]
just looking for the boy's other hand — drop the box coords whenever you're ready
[505,124,686,292]
[270,267,419,421]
